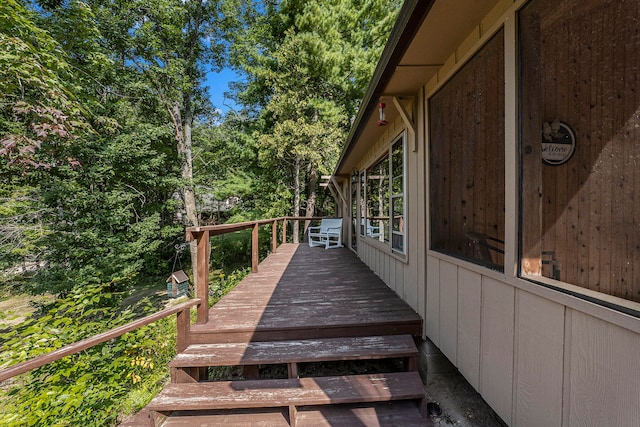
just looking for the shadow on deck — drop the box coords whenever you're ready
[190,243,423,344]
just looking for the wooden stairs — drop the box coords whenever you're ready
[121,334,427,426]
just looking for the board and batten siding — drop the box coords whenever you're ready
[424,256,640,427]
[349,0,640,425]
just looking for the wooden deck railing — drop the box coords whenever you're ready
[0,298,201,382]
[0,216,332,383]
[185,216,329,324]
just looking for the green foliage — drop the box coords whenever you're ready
[229,0,402,219]
[207,228,275,273]
[192,118,259,221]
[0,280,176,426]
[0,0,92,169]
[0,1,185,294]
[27,121,180,294]
[0,266,249,426]
[0,184,49,271]
[208,267,249,305]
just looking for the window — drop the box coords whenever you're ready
[350,172,358,251]
[391,139,405,252]
[359,171,366,236]
[366,153,389,242]
[519,0,640,305]
[364,133,405,253]
[429,30,505,269]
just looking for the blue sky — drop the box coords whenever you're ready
[204,68,240,114]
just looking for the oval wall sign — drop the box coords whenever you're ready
[541,120,576,165]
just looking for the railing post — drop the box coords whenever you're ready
[196,230,210,324]
[271,220,277,253]
[176,308,190,352]
[282,218,287,244]
[252,223,259,273]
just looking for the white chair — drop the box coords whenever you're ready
[365,220,381,238]
[308,218,343,249]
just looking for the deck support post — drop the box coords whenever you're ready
[251,223,259,273]
[282,219,287,244]
[196,230,210,324]
[271,220,277,253]
[148,410,169,427]
[243,365,260,380]
[176,308,191,353]
[288,362,299,379]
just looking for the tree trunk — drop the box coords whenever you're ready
[293,154,301,244]
[172,100,199,286]
[304,166,317,233]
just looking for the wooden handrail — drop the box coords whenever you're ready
[185,218,284,240]
[0,298,202,382]
[184,217,327,239]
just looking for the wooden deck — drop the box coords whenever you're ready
[190,243,423,343]
[121,243,427,426]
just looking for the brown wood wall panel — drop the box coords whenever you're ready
[520,0,640,303]
[520,10,543,276]
[429,30,505,268]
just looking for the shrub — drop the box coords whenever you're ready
[0,281,176,426]
[0,267,249,426]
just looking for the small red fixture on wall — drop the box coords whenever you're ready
[377,102,388,126]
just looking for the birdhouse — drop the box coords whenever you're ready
[166,270,189,298]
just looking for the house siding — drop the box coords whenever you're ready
[345,0,640,425]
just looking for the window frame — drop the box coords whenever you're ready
[350,172,359,252]
[359,170,366,237]
[390,136,406,253]
[362,132,406,255]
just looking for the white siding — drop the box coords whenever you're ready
[566,310,640,426]
[426,255,440,345]
[514,291,564,427]
[424,256,640,427]
[481,277,514,425]
[457,268,482,389]
[439,261,458,363]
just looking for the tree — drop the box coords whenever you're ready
[1,1,183,293]
[255,30,344,240]
[0,0,90,169]
[89,0,241,284]
[192,112,258,223]
[231,0,401,237]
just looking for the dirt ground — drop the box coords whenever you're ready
[0,294,53,331]
[424,371,507,427]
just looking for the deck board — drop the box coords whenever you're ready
[170,335,418,367]
[147,372,424,410]
[191,244,422,342]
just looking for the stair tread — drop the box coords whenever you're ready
[135,402,428,427]
[146,372,424,412]
[162,409,290,426]
[296,401,430,427]
[170,335,417,368]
